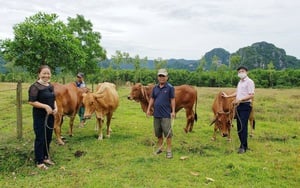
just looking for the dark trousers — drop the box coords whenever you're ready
[33,113,54,164]
[236,102,252,150]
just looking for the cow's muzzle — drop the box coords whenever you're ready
[222,133,228,137]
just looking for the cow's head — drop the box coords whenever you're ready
[127,83,143,101]
[210,111,232,137]
[82,92,97,119]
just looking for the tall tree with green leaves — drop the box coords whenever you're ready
[67,14,106,75]
[229,55,241,70]
[229,54,241,85]
[1,12,84,75]
[154,57,167,70]
[267,61,275,87]
[111,50,123,69]
[211,55,219,71]
[0,12,106,76]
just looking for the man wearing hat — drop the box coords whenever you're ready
[75,72,86,128]
[146,68,176,159]
[222,66,255,154]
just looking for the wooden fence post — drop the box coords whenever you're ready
[16,81,22,139]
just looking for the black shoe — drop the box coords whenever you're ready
[155,149,162,155]
[238,148,246,154]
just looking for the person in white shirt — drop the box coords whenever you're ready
[222,66,255,154]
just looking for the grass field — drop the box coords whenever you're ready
[0,83,299,188]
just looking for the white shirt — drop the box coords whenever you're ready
[236,76,255,102]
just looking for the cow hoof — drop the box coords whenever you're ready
[227,138,232,142]
[211,137,216,141]
[57,140,65,145]
[250,133,254,137]
[106,135,111,139]
[183,128,188,133]
[98,137,103,140]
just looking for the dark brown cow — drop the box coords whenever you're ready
[210,91,255,141]
[53,82,88,145]
[128,83,198,133]
[82,82,119,140]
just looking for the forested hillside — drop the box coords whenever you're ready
[98,41,300,71]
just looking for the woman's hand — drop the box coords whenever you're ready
[44,105,53,115]
[52,108,58,115]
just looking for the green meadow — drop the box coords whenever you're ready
[0,83,299,188]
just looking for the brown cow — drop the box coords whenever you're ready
[53,82,88,145]
[128,83,198,133]
[82,82,119,140]
[210,91,255,141]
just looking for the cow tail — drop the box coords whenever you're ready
[194,90,198,122]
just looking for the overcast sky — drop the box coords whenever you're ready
[1,0,299,59]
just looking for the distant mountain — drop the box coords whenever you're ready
[232,41,300,70]
[2,41,299,73]
[200,42,300,70]
[202,48,230,70]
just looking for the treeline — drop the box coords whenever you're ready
[1,68,300,88]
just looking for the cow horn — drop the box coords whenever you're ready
[209,117,217,126]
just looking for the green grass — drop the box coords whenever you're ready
[0,84,299,187]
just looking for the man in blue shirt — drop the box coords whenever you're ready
[147,69,175,159]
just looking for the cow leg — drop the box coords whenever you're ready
[227,129,232,142]
[106,113,113,138]
[68,116,75,137]
[97,118,103,140]
[184,109,194,133]
[211,126,217,141]
[54,114,65,145]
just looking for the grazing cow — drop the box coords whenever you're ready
[53,82,88,145]
[128,83,198,133]
[210,91,255,141]
[82,82,119,140]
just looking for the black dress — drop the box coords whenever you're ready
[28,82,55,164]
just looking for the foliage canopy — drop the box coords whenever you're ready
[0,12,106,75]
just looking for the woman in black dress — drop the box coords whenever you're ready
[28,65,57,170]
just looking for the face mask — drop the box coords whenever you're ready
[238,72,247,79]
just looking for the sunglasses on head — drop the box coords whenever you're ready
[158,74,166,77]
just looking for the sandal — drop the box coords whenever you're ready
[43,159,55,165]
[37,163,48,170]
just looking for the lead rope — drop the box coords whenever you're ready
[234,104,244,134]
[152,117,175,154]
[44,114,54,160]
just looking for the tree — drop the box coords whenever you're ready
[0,12,106,76]
[1,12,83,74]
[67,14,106,74]
[229,55,241,70]
[111,50,123,69]
[267,61,275,87]
[154,57,167,70]
[210,55,219,71]
[229,54,241,85]
[197,57,206,72]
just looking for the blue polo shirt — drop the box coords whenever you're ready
[151,83,175,118]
